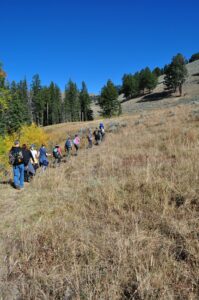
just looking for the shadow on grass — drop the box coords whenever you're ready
[137,91,172,103]
[192,73,199,77]
[0,179,12,185]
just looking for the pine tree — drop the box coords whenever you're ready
[17,79,31,124]
[99,80,121,117]
[152,67,162,78]
[189,52,199,63]
[64,80,80,122]
[46,82,62,125]
[0,63,11,135]
[6,90,25,134]
[0,62,6,89]
[122,74,139,98]
[40,86,50,126]
[31,74,45,125]
[139,67,158,93]
[79,81,92,121]
[54,84,62,123]
[164,53,187,96]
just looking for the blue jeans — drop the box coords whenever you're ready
[13,164,24,188]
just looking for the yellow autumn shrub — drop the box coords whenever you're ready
[0,124,49,178]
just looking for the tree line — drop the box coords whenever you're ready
[0,71,93,136]
[0,51,198,136]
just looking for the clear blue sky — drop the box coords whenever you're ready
[1,0,199,94]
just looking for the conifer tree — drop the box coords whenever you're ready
[17,79,31,124]
[0,65,11,136]
[152,67,162,78]
[46,82,62,125]
[31,74,44,125]
[122,74,139,98]
[99,80,121,117]
[189,52,199,63]
[164,53,187,96]
[79,81,92,121]
[64,80,80,122]
[39,86,50,126]
[139,67,158,93]
[6,92,24,134]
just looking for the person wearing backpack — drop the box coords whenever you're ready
[87,129,93,148]
[22,144,35,182]
[99,122,104,130]
[65,136,73,159]
[93,128,101,145]
[30,144,39,171]
[52,144,62,167]
[9,140,25,190]
[73,134,80,156]
[99,124,105,141]
[38,144,51,171]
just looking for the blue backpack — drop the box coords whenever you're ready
[65,139,72,149]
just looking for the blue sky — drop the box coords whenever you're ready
[1,0,199,94]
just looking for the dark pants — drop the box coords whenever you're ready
[24,162,35,182]
[74,144,79,155]
[54,156,61,166]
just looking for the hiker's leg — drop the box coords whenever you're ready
[89,140,93,148]
[67,148,71,159]
[75,144,78,155]
[19,164,24,188]
[13,165,20,188]
[54,158,57,167]
[28,162,35,176]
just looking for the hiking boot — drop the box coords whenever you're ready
[14,185,21,190]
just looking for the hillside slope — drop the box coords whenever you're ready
[92,60,199,117]
[0,104,199,299]
[122,60,199,115]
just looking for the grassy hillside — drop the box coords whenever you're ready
[122,60,199,115]
[0,105,199,299]
[91,60,199,118]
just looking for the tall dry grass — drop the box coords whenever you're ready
[0,106,198,299]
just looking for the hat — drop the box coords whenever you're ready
[14,140,20,146]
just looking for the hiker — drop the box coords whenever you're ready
[65,136,73,159]
[99,122,105,141]
[93,127,101,145]
[52,144,62,166]
[87,129,93,148]
[30,144,39,171]
[9,140,24,190]
[22,144,35,182]
[38,144,51,171]
[73,134,80,156]
[99,122,104,131]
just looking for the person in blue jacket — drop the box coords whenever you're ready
[39,144,51,171]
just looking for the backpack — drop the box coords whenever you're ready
[53,147,59,158]
[9,149,23,165]
[65,139,72,149]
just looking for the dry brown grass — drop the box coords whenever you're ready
[0,105,199,299]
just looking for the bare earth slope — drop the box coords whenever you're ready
[0,104,199,299]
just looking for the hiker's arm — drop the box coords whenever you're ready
[30,151,35,163]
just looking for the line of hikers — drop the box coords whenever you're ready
[9,123,105,190]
